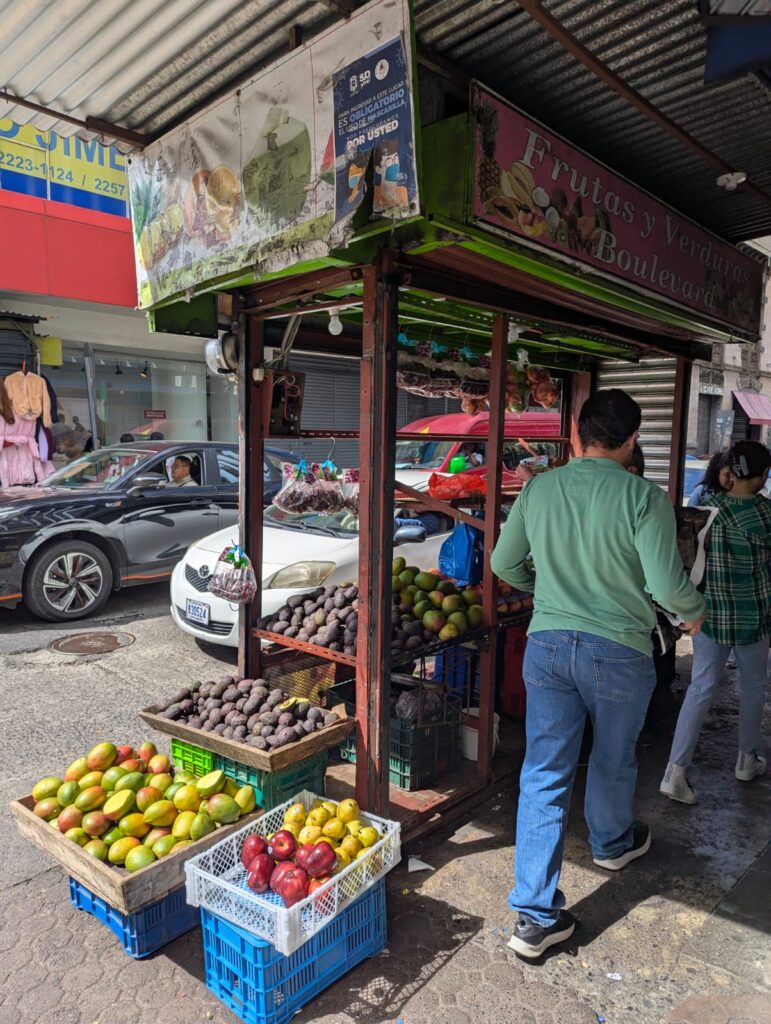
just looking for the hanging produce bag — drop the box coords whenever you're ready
[311,460,346,513]
[273,460,319,513]
[208,544,257,603]
[340,467,360,513]
[428,472,487,500]
[438,521,484,587]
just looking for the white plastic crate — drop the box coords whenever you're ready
[184,789,401,956]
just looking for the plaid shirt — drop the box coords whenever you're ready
[702,492,771,647]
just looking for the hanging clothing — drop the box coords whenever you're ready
[35,422,56,480]
[5,371,52,427]
[0,376,14,426]
[0,416,45,487]
[41,375,59,425]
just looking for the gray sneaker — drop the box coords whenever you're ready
[735,752,767,782]
[660,762,697,804]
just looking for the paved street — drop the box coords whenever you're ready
[0,594,768,1024]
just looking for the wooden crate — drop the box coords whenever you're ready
[10,795,262,914]
[139,702,354,773]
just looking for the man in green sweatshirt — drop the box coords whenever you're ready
[491,388,705,959]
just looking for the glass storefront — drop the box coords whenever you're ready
[43,344,238,462]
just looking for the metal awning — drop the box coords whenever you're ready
[2,0,771,242]
[733,389,771,424]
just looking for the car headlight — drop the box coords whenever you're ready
[265,561,336,590]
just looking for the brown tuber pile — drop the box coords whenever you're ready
[158,677,340,751]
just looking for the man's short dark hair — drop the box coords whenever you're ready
[578,389,642,451]
[174,455,192,468]
[120,433,135,443]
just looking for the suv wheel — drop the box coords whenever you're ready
[24,540,113,622]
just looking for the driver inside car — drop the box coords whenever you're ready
[169,455,199,487]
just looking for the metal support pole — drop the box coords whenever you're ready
[476,314,508,780]
[669,358,691,506]
[355,255,399,814]
[238,313,265,679]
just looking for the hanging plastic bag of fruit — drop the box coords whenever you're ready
[207,544,258,603]
[308,460,346,513]
[273,459,319,514]
[340,467,360,513]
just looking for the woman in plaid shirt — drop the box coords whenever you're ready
[661,440,771,804]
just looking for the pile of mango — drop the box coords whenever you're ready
[30,741,256,873]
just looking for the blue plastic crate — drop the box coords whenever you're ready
[68,878,200,958]
[202,879,386,1024]
[434,647,480,702]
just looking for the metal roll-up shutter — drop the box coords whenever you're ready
[595,357,677,489]
[287,350,461,466]
[288,352,361,466]
[696,393,714,456]
[0,328,36,377]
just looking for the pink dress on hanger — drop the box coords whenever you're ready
[0,416,43,486]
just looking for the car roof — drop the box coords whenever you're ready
[101,441,294,459]
[399,411,562,439]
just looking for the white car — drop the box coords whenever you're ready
[171,505,451,647]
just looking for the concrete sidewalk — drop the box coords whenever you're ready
[0,612,768,1024]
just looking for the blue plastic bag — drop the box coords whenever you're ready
[438,521,484,587]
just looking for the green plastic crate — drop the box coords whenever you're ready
[334,690,461,791]
[213,751,327,810]
[170,737,214,777]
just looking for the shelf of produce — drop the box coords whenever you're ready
[253,628,357,667]
[140,703,354,774]
[10,794,263,915]
[255,616,530,666]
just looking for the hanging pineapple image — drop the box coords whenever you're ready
[476,100,500,204]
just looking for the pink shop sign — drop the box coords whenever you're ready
[472,84,764,336]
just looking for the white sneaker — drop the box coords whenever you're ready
[659,762,696,804]
[735,752,767,782]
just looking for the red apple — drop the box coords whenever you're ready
[241,834,268,869]
[267,829,297,862]
[271,864,309,908]
[115,745,135,765]
[246,853,275,894]
[295,841,336,878]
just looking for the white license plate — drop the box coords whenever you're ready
[186,598,210,626]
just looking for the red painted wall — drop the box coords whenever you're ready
[0,190,136,307]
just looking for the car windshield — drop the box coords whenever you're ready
[395,440,455,470]
[264,504,359,537]
[45,449,150,489]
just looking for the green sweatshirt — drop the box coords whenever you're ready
[490,457,706,655]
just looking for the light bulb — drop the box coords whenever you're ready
[328,311,344,336]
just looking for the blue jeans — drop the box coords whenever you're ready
[669,632,768,767]
[510,630,655,927]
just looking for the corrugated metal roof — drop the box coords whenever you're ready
[1,0,770,241]
[415,0,771,242]
[0,311,43,323]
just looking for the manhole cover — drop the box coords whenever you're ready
[50,631,136,655]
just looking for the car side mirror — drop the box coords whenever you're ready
[394,524,427,545]
[129,474,166,495]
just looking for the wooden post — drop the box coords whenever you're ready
[568,371,591,458]
[355,255,399,814]
[238,312,265,680]
[476,314,507,779]
[669,357,691,505]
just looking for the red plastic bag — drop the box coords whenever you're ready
[428,472,487,500]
